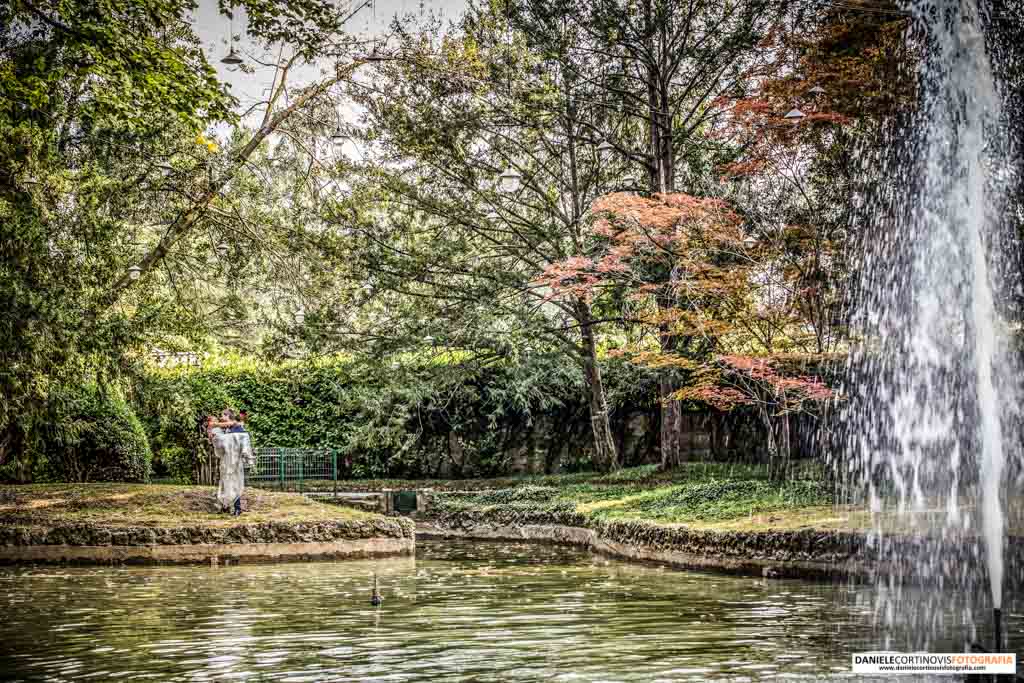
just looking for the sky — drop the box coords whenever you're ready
[188,0,468,128]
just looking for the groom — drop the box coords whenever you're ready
[207,409,253,515]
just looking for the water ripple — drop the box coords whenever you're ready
[0,540,1017,681]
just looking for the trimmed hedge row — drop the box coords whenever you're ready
[134,354,662,483]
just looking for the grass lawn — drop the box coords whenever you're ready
[0,483,373,529]
[321,461,821,492]
[421,463,1023,534]
[418,463,852,531]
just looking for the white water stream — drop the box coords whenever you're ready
[846,0,1020,647]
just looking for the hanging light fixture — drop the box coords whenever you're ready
[221,48,243,65]
[331,124,348,146]
[295,309,306,324]
[596,139,614,154]
[784,108,806,120]
[128,265,143,281]
[498,166,522,193]
[363,44,387,62]
[221,6,244,66]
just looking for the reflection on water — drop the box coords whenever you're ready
[0,540,1018,681]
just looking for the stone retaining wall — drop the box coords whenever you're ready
[0,518,415,565]
[0,537,414,565]
[417,522,863,580]
[418,519,1024,585]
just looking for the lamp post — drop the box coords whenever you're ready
[221,48,243,66]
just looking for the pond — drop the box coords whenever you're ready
[0,540,1016,681]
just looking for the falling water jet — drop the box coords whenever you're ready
[843,0,1021,651]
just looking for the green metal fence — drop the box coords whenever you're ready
[247,447,341,494]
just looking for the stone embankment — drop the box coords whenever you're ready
[0,518,415,565]
[419,514,1024,584]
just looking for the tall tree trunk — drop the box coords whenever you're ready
[642,0,682,471]
[778,412,792,481]
[759,402,777,476]
[659,376,681,469]
[576,300,619,472]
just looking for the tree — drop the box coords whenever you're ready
[302,3,644,471]
[712,0,915,354]
[539,190,762,468]
[511,0,787,463]
[0,0,383,479]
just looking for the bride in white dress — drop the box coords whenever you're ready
[207,410,254,515]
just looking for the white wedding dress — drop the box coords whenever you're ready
[212,429,254,511]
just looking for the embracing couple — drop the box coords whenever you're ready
[207,409,254,516]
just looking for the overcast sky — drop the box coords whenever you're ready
[189,0,468,129]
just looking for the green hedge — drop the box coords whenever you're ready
[38,387,152,483]
[134,354,660,483]
[133,352,832,484]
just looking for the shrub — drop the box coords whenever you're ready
[134,353,626,480]
[159,445,194,484]
[42,388,152,482]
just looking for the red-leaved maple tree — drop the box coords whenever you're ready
[538,191,835,469]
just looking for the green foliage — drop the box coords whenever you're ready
[601,479,830,523]
[38,388,152,483]
[136,352,649,481]
[428,463,833,527]
[0,0,369,482]
[446,485,561,506]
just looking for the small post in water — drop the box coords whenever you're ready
[371,573,383,606]
[993,607,1002,653]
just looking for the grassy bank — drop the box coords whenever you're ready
[420,464,870,533]
[0,483,373,529]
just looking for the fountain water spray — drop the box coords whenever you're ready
[844,0,1020,649]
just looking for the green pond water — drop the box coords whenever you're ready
[0,540,1018,681]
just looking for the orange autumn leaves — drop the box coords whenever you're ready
[539,191,746,306]
[675,355,833,411]
[537,191,833,410]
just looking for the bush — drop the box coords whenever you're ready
[133,353,636,480]
[42,388,152,482]
[159,445,194,484]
